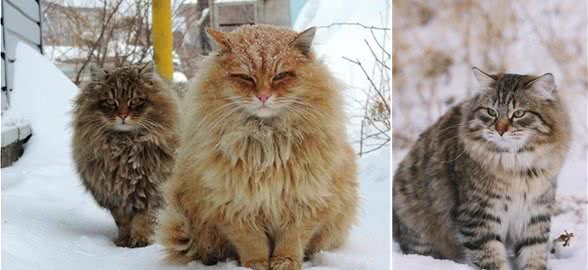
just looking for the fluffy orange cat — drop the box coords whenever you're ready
[157,25,358,270]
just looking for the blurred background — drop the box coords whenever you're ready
[392,1,587,269]
[41,0,302,85]
[393,0,586,154]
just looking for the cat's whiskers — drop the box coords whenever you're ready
[281,97,329,119]
[136,119,167,134]
[79,118,110,135]
[280,102,326,127]
[196,101,245,132]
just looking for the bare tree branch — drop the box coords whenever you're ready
[317,22,390,31]
[74,0,124,84]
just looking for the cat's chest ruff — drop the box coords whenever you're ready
[218,121,306,169]
[498,192,537,243]
[496,175,551,241]
[105,134,143,151]
[86,132,168,211]
[99,133,157,166]
[208,121,332,216]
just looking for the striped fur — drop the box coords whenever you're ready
[72,64,179,247]
[393,68,570,269]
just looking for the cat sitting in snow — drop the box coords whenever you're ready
[157,25,359,270]
[393,68,571,270]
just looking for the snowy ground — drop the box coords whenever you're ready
[1,1,391,269]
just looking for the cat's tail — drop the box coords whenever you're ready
[156,207,197,264]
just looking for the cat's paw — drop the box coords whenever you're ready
[115,234,152,248]
[113,236,130,247]
[127,234,152,248]
[201,255,220,266]
[242,259,269,270]
[269,256,301,270]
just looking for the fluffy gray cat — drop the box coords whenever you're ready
[72,64,179,248]
[393,68,571,270]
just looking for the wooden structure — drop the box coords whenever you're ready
[1,0,43,111]
[0,0,41,167]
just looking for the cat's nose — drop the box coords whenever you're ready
[257,95,270,103]
[118,112,129,120]
[495,119,510,136]
[118,106,129,120]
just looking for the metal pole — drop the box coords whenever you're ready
[152,0,173,80]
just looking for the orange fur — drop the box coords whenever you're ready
[157,25,358,269]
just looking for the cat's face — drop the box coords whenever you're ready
[206,25,316,118]
[78,64,165,132]
[466,69,559,152]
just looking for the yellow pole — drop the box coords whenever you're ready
[152,0,173,80]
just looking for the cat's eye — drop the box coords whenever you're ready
[232,74,255,83]
[101,99,116,107]
[486,108,497,117]
[513,110,526,118]
[129,98,144,107]
[273,72,291,81]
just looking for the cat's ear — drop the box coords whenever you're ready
[527,73,556,100]
[291,27,316,56]
[138,62,159,86]
[139,62,155,75]
[88,63,106,82]
[472,67,496,88]
[206,28,229,51]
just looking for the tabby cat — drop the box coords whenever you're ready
[157,25,358,270]
[393,68,570,270]
[72,63,178,247]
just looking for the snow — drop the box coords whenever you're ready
[295,0,391,145]
[1,1,391,268]
[3,44,77,164]
[173,71,188,83]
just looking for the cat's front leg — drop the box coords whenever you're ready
[221,222,270,270]
[128,211,155,247]
[270,222,318,270]
[514,211,551,269]
[457,205,509,270]
[110,207,132,247]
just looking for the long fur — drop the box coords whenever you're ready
[72,64,178,247]
[393,70,570,269]
[157,25,358,269]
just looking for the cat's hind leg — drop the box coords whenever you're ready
[393,215,438,257]
[304,206,356,259]
[304,150,358,259]
[157,206,234,265]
